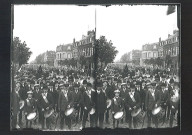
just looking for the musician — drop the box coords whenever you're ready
[169,82,180,127]
[58,83,74,130]
[18,79,28,126]
[24,91,37,128]
[125,84,141,129]
[135,81,145,111]
[12,82,21,129]
[48,82,58,111]
[79,80,87,121]
[145,82,161,128]
[33,83,42,125]
[104,79,114,124]
[111,89,124,128]
[168,79,175,97]
[119,83,128,123]
[38,86,54,130]
[72,83,82,124]
[95,81,107,128]
[159,83,169,124]
[82,82,96,128]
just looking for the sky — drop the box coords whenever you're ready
[13,5,178,63]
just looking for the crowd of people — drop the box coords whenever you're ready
[11,64,180,130]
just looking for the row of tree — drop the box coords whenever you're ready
[143,55,174,68]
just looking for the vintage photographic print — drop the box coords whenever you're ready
[10,4,180,131]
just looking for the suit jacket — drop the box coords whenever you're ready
[72,90,82,106]
[82,91,95,112]
[58,91,73,111]
[137,87,146,105]
[111,97,123,113]
[38,93,54,110]
[33,90,42,102]
[19,84,28,100]
[159,89,169,105]
[125,91,141,110]
[79,86,86,94]
[96,91,107,113]
[145,90,161,110]
[106,85,114,99]
[120,88,128,100]
[24,98,36,114]
[48,89,59,105]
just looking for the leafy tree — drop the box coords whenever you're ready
[34,53,45,64]
[120,53,130,63]
[12,37,32,67]
[97,36,118,69]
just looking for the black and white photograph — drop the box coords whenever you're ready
[10,4,180,131]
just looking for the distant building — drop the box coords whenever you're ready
[140,29,179,69]
[73,30,95,69]
[141,42,159,66]
[160,30,179,69]
[130,49,141,65]
[130,50,141,61]
[54,30,95,68]
[74,30,95,58]
[44,51,56,66]
[55,43,73,66]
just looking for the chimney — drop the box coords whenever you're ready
[159,37,161,42]
[73,38,75,43]
[168,34,171,38]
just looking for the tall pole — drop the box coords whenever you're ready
[93,8,97,90]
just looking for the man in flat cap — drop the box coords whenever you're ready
[33,83,42,125]
[24,90,37,128]
[111,89,123,128]
[38,86,54,130]
[125,84,141,129]
[119,83,128,124]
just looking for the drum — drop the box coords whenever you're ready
[131,108,145,123]
[114,111,124,120]
[152,106,165,121]
[44,108,54,118]
[27,112,37,121]
[65,107,75,116]
[106,99,112,109]
[89,108,95,115]
[19,100,24,110]
[152,106,162,115]
[70,109,78,122]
